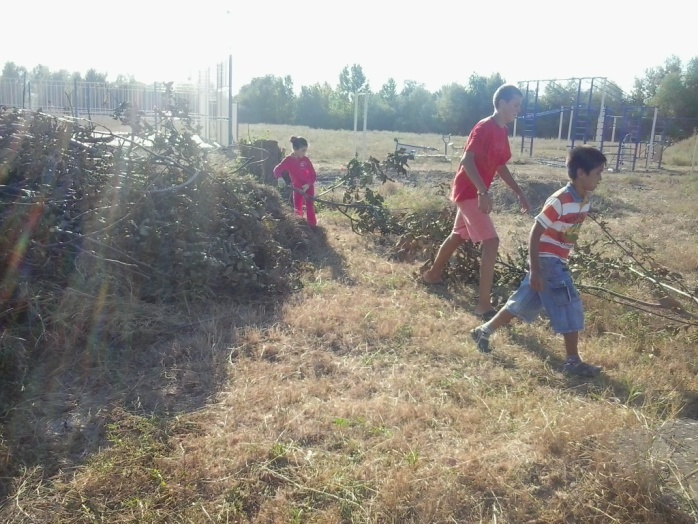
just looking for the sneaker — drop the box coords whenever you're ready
[563,359,602,377]
[470,326,491,353]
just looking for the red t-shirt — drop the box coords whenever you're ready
[273,155,317,187]
[450,117,511,202]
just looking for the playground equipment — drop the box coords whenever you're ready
[516,77,610,156]
[514,77,684,171]
[393,137,441,159]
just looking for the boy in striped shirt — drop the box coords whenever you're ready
[470,145,607,377]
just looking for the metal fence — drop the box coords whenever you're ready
[0,56,238,146]
[0,78,195,117]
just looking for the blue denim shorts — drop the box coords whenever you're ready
[503,256,584,334]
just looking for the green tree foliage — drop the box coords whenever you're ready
[395,81,437,133]
[436,83,468,135]
[296,82,333,128]
[632,55,683,103]
[338,63,370,98]
[379,78,398,104]
[464,73,505,129]
[235,75,296,124]
[627,55,698,137]
[30,64,51,82]
[367,96,396,131]
[84,68,108,83]
[367,79,399,131]
[329,64,371,129]
[49,69,72,82]
[1,62,26,80]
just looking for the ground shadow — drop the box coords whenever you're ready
[300,223,355,285]
[0,218,352,499]
[417,277,486,313]
[503,328,698,420]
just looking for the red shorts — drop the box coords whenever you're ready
[452,198,497,242]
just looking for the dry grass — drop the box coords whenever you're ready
[1,127,697,523]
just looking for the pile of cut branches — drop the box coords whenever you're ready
[0,101,309,396]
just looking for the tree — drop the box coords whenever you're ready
[1,61,26,80]
[436,83,469,135]
[338,64,369,99]
[49,69,72,82]
[235,75,296,124]
[682,57,698,120]
[114,74,139,86]
[296,83,333,128]
[367,96,396,131]
[379,78,398,105]
[84,69,108,83]
[631,55,683,103]
[463,73,506,131]
[30,64,51,82]
[653,72,687,118]
[395,82,437,133]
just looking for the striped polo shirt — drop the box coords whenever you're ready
[536,183,589,260]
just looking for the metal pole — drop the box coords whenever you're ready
[154,82,158,132]
[228,54,233,146]
[571,78,582,147]
[22,72,27,109]
[87,83,92,120]
[596,77,607,143]
[647,106,658,168]
[691,129,698,173]
[611,116,617,143]
[584,77,594,144]
[567,108,574,141]
[558,107,564,140]
[362,93,369,159]
[73,78,78,118]
[353,92,359,156]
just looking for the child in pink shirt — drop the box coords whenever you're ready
[273,136,318,229]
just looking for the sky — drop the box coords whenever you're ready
[2,0,695,97]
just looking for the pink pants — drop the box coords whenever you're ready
[293,185,316,227]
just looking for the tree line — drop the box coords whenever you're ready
[3,56,698,139]
[233,58,698,139]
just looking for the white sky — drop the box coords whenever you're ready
[2,0,694,96]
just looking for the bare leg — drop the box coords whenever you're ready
[422,233,464,283]
[474,236,499,315]
[482,308,515,331]
[563,332,579,359]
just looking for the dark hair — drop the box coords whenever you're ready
[566,145,607,179]
[290,136,308,150]
[493,84,523,109]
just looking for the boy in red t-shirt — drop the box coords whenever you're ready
[422,84,531,320]
[274,136,318,229]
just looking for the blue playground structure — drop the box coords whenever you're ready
[514,77,690,171]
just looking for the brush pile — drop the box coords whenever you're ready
[0,106,308,393]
